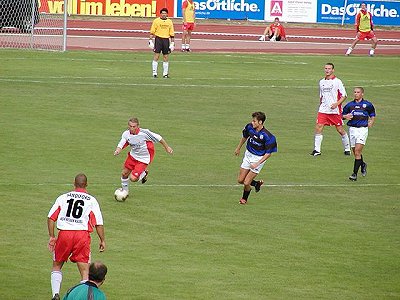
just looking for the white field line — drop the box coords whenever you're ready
[0,78,398,89]
[0,78,400,89]
[64,35,400,48]
[1,183,399,187]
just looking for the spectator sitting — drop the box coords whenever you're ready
[259,17,288,42]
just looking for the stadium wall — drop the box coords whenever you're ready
[40,0,400,26]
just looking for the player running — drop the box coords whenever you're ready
[235,112,277,205]
[114,117,173,197]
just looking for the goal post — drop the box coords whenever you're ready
[0,0,68,51]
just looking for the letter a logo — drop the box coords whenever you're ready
[270,0,283,17]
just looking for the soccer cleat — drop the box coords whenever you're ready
[181,48,186,52]
[349,173,357,181]
[163,74,169,78]
[52,294,60,300]
[344,151,351,156]
[255,180,264,193]
[239,198,247,205]
[141,170,148,184]
[186,48,191,52]
[361,162,367,177]
[310,150,321,156]
[153,74,157,78]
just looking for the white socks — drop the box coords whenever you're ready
[346,47,353,55]
[341,133,350,152]
[51,270,62,297]
[163,62,169,76]
[152,60,158,76]
[314,134,323,152]
[121,177,129,192]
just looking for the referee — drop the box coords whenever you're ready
[342,87,376,181]
[149,8,175,78]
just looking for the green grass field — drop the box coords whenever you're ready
[0,49,399,299]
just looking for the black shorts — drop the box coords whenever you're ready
[268,34,282,41]
[154,36,170,55]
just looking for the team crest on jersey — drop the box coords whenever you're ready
[363,104,367,108]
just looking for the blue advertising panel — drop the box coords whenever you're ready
[176,0,265,20]
[317,0,400,26]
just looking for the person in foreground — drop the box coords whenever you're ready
[63,261,108,300]
[114,117,173,197]
[234,112,277,205]
[259,17,287,42]
[47,173,106,300]
[345,2,378,57]
[342,87,376,181]
[311,63,351,156]
[148,8,175,78]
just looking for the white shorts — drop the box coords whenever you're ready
[240,150,266,174]
[349,126,368,147]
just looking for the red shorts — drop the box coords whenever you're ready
[182,23,195,31]
[357,31,375,40]
[54,230,91,263]
[124,154,148,179]
[317,112,343,126]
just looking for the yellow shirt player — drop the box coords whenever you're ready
[181,0,195,52]
[149,8,175,78]
[345,2,378,57]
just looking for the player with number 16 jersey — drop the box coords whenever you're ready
[47,173,105,300]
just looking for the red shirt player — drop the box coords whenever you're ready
[346,2,378,56]
[47,173,105,300]
[259,17,287,42]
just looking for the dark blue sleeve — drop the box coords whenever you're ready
[368,102,376,117]
[265,135,278,153]
[242,124,251,138]
[342,103,350,115]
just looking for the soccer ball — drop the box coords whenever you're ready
[114,188,128,202]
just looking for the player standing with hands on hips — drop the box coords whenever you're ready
[181,0,195,52]
[148,8,175,78]
[235,112,277,205]
[47,173,105,300]
[114,117,173,197]
[311,63,351,156]
[342,87,376,181]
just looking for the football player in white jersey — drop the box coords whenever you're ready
[114,117,173,196]
[47,173,105,300]
[311,63,351,156]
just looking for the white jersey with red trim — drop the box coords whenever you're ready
[117,128,162,164]
[318,76,347,114]
[48,189,104,231]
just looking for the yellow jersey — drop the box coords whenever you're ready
[150,18,175,39]
[182,0,195,23]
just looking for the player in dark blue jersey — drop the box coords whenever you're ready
[342,87,376,181]
[234,112,277,205]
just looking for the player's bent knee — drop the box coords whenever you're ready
[130,175,139,182]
